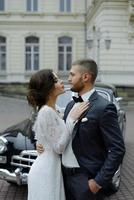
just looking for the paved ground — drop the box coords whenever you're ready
[105,144,134,200]
[105,106,134,200]
[0,96,134,200]
[0,182,27,200]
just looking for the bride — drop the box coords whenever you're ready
[27,69,89,200]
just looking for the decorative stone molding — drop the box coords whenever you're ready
[128,16,134,40]
[128,30,134,39]
[129,0,134,21]
[91,0,97,6]
[128,1,134,39]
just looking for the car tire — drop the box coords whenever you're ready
[7,181,17,185]
[104,166,121,196]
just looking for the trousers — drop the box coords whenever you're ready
[62,166,105,200]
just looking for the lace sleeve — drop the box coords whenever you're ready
[38,106,75,154]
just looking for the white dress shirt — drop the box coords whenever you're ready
[62,88,95,168]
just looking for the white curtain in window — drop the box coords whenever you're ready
[25,36,39,71]
[26,0,38,12]
[60,0,71,12]
[58,36,72,71]
[0,36,6,71]
[0,0,4,11]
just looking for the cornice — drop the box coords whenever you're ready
[0,20,85,27]
[0,11,85,27]
[0,11,85,18]
[101,70,134,75]
[86,0,128,23]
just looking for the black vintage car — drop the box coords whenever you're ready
[0,83,126,191]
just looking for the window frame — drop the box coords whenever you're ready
[58,36,72,72]
[0,36,6,71]
[26,0,38,12]
[25,36,39,72]
[60,0,71,12]
[0,0,5,11]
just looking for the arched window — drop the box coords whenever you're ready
[58,36,72,71]
[25,36,39,71]
[0,36,6,71]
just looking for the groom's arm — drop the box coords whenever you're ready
[36,143,44,154]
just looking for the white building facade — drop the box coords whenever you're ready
[0,0,134,86]
[86,0,134,86]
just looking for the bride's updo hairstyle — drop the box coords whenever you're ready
[27,69,56,110]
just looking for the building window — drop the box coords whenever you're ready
[26,0,38,12]
[0,36,6,71]
[58,36,72,71]
[60,0,71,12]
[25,36,39,71]
[0,0,4,11]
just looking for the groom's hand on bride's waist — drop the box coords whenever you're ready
[36,143,44,154]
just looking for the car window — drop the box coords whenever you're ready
[56,90,72,108]
[56,89,112,110]
[96,90,111,102]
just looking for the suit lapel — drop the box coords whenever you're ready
[78,90,98,121]
[73,91,98,136]
[64,101,75,121]
[88,90,98,106]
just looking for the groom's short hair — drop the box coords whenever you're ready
[72,59,98,83]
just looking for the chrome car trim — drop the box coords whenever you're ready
[0,136,8,144]
[0,169,17,183]
[20,150,37,156]
[96,89,111,101]
[112,166,121,186]
[0,136,8,153]
[0,150,37,185]
[0,156,7,163]
[0,168,28,185]
[11,150,37,168]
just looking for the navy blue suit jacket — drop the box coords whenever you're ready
[64,91,125,188]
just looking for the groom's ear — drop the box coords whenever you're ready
[82,72,91,83]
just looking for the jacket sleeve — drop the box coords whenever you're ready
[94,103,125,187]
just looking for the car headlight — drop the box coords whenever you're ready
[0,137,8,153]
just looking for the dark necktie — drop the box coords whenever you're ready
[72,96,83,103]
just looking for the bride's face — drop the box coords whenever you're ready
[52,73,65,97]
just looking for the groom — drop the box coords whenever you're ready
[37,59,125,200]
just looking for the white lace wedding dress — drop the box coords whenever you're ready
[28,105,75,200]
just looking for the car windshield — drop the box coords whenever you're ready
[56,88,111,109]
[96,89,111,101]
[56,90,73,108]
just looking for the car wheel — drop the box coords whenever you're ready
[104,166,121,196]
[7,181,17,185]
[112,165,121,191]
